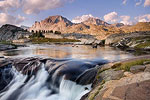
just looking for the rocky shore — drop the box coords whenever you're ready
[81,55,150,100]
[0,44,17,51]
[104,31,150,55]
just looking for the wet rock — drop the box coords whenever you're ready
[130,65,146,73]
[99,69,124,82]
[75,67,98,85]
[0,60,13,91]
[13,57,43,75]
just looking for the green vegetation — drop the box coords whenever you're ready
[115,59,150,71]
[30,37,80,44]
[88,81,105,100]
[0,40,12,44]
[135,41,150,49]
[29,31,45,38]
[54,31,61,35]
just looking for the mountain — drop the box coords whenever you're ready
[82,17,109,26]
[0,24,31,41]
[30,15,73,32]
[30,15,150,40]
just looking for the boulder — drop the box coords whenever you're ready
[130,65,146,73]
[98,69,124,82]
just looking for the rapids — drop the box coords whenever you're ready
[0,58,106,100]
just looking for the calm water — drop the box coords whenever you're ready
[0,44,134,62]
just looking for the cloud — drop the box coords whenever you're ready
[135,0,142,6]
[22,0,73,14]
[144,0,150,7]
[123,0,127,5]
[0,13,25,26]
[135,14,150,22]
[0,0,20,12]
[72,14,99,23]
[104,12,119,23]
[103,12,134,25]
[120,16,132,25]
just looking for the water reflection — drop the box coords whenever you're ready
[0,44,134,61]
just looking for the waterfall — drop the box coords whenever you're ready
[0,60,96,100]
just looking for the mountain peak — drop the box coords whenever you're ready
[42,15,73,25]
[82,17,110,26]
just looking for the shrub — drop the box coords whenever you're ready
[29,31,45,38]
[54,31,61,35]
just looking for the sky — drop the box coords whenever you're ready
[0,0,149,26]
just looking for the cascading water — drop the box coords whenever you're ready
[0,58,107,100]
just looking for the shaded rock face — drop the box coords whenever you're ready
[0,60,13,91]
[0,24,31,41]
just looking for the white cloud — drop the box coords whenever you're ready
[0,13,25,26]
[103,12,133,25]
[135,0,142,6]
[120,16,132,25]
[72,14,99,23]
[135,14,150,22]
[144,0,150,7]
[104,12,119,23]
[22,0,73,14]
[0,0,20,12]
[123,0,127,5]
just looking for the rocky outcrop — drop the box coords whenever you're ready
[93,72,150,100]
[81,56,150,100]
[0,44,17,51]
[0,24,31,41]
[105,31,150,51]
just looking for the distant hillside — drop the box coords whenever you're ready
[30,15,150,40]
[0,24,31,41]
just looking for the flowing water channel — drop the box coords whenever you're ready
[0,44,135,100]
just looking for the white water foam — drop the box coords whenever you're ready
[0,64,91,100]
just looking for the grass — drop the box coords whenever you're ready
[30,37,80,43]
[88,81,105,100]
[135,41,150,49]
[0,40,12,44]
[115,59,150,71]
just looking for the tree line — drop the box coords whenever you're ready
[31,30,61,35]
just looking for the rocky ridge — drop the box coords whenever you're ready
[30,15,150,40]
[0,24,31,41]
